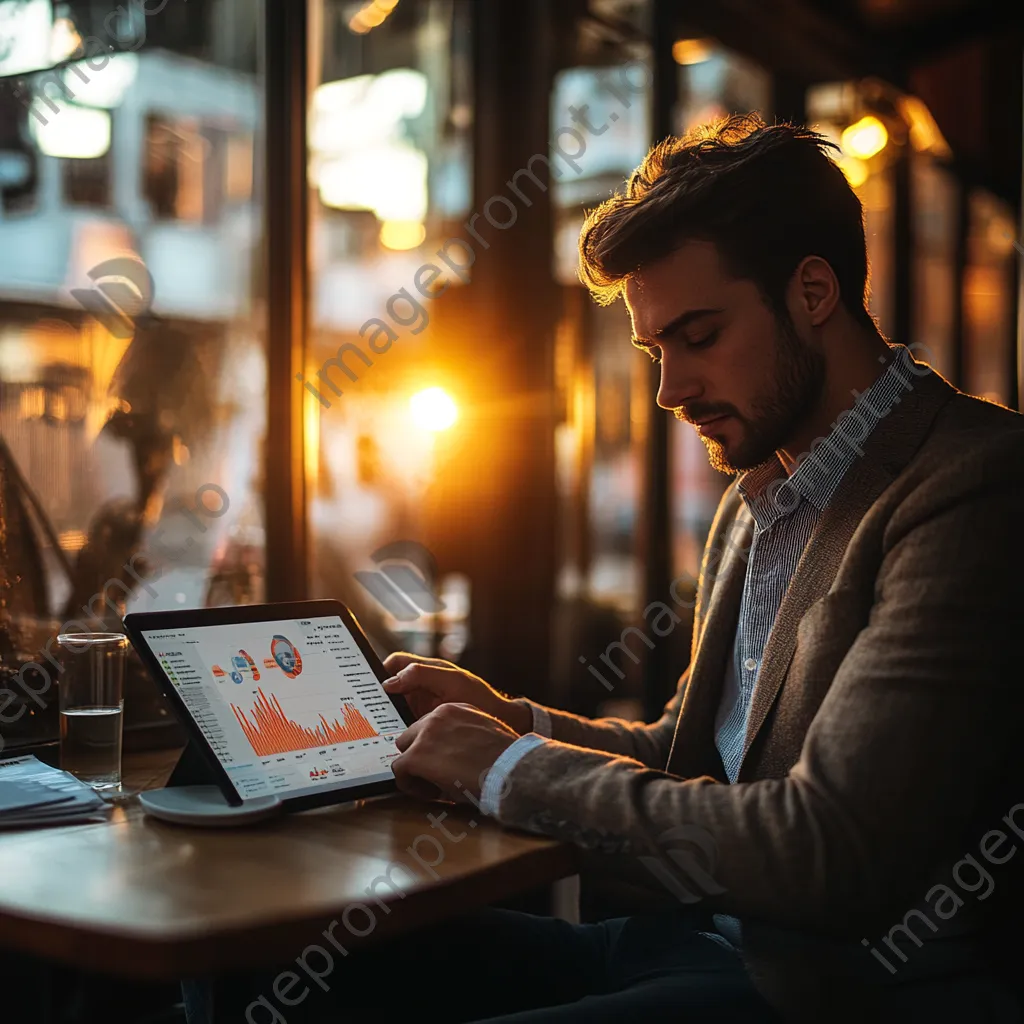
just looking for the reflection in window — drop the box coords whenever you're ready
[673,38,770,133]
[62,149,112,207]
[912,155,957,380]
[306,0,474,657]
[550,63,652,285]
[807,84,897,340]
[858,166,895,338]
[0,1,266,754]
[550,33,653,613]
[143,114,228,223]
[963,190,1016,405]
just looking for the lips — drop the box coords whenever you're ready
[694,414,731,435]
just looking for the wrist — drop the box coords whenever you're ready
[498,696,533,736]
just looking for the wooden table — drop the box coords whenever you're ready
[0,749,577,980]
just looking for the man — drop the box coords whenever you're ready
[193,115,1024,1023]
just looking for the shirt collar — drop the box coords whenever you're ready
[736,343,913,528]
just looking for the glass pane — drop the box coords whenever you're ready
[806,84,896,340]
[912,155,957,381]
[672,38,771,133]
[551,62,652,286]
[858,164,895,338]
[550,24,653,615]
[0,1,266,752]
[963,189,1016,405]
[307,0,473,659]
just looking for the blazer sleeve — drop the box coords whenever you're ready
[511,670,688,768]
[492,437,1024,937]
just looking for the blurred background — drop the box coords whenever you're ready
[0,0,1021,759]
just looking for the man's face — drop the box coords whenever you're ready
[624,240,826,473]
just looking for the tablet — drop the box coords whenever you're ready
[123,600,415,811]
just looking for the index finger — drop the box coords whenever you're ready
[394,715,427,753]
[382,652,452,674]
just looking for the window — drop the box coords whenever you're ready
[306,0,474,657]
[963,189,1016,404]
[912,155,957,380]
[0,0,266,754]
[62,149,112,207]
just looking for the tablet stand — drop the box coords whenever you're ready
[139,740,283,827]
[166,739,217,788]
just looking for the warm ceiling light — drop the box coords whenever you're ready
[380,219,426,250]
[841,115,888,160]
[410,387,457,432]
[837,154,869,188]
[349,0,398,33]
[672,38,713,65]
[899,95,951,159]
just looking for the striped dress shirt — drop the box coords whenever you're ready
[709,342,916,949]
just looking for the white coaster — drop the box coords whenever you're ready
[138,785,283,827]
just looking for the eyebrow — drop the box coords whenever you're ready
[631,308,723,346]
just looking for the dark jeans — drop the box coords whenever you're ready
[183,908,784,1024]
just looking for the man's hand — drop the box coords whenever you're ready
[390,702,519,803]
[382,653,532,734]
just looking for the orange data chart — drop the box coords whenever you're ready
[231,688,379,757]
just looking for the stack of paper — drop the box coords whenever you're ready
[0,754,112,829]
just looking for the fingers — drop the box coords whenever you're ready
[394,715,426,752]
[390,755,443,801]
[383,662,455,695]
[382,672,416,693]
[382,652,454,674]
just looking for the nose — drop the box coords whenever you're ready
[655,351,702,412]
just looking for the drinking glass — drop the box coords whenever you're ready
[57,633,129,791]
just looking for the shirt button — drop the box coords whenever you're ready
[743,658,758,672]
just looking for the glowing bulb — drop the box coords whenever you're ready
[672,38,712,65]
[380,219,426,250]
[410,388,457,432]
[837,154,869,188]
[841,116,888,160]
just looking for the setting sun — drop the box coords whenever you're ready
[410,387,458,431]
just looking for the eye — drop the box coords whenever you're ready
[687,329,719,350]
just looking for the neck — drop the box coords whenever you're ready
[777,327,894,475]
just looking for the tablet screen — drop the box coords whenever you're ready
[141,615,406,800]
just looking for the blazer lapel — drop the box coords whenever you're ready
[737,365,959,775]
[667,501,754,778]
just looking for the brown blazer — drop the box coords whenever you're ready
[501,354,1024,1021]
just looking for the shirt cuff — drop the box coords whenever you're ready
[530,703,552,738]
[479,733,547,818]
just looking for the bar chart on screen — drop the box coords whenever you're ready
[231,688,379,757]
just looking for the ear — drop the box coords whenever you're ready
[789,256,840,327]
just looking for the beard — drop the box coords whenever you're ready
[697,314,826,475]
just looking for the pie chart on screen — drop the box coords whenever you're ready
[270,635,303,678]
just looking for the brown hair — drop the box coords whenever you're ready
[577,113,875,331]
